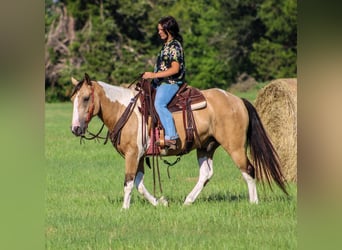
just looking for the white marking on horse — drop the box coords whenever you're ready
[98,81,133,104]
[217,88,237,100]
[217,88,229,96]
[184,156,213,205]
[97,81,146,157]
[242,172,259,204]
[123,180,134,209]
[134,172,158,206]
[72,94,80,128]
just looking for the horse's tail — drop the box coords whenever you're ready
[242,98,288,195]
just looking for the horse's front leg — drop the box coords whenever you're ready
[122,154,141,209]
[123,172,135,209]
[122,156,165,209]
[134,158,158,206]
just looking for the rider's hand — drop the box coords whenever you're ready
[142,72,155,79]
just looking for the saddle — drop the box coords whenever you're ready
[167,83,207,112]
[138,80,206,155]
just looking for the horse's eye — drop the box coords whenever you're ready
[83,96,90,102]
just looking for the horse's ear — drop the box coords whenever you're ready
[71,77,78,86]
[84,73,92,85]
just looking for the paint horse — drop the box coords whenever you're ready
[70,73,287,209]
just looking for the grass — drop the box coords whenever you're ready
[228,81,268,103]
[45,101,297,250]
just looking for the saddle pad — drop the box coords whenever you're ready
[168,85,206,113]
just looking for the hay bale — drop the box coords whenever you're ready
[254,78,297,182]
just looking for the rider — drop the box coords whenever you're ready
[142,16,185,149]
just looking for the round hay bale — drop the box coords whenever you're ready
[254,78,297,182]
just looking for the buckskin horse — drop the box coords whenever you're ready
[70,73,287,209]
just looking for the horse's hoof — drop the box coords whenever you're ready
[158,196,168,206]
[183,197,194,206]
[250,199,259,204]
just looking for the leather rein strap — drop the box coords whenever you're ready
[110,91,141,155]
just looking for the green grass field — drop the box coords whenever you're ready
[45,98,297,249]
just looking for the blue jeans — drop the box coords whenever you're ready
[154,83,180,140]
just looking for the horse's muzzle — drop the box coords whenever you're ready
[71,126,84,137]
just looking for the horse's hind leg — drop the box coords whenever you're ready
[184,148,215,205]
[230,149,258,204]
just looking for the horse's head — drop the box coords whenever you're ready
[70,73,98,137]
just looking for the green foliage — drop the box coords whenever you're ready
[217,0,266,83]
[45,0,59,34]
[250,0,297,80]
[180,0,228,89]
[251,38,296,80]
[45,0,297,102]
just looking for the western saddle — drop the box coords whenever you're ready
[137,80,206,155]
[109,79,206,156]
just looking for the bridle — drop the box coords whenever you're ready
[85,84,95,125]
[75,75,143,145]
[79,83,109,144]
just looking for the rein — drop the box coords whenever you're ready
[85,85,95,125]
[79,123,109,145]
[162,156,181,179]
[110,91,141,153]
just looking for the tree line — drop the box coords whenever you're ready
[45,0,297,102]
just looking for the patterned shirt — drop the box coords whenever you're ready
[153,39,185,85]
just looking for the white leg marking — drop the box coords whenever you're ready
[134,172,158,206]
[242,172,259,204]
[184,157,213,205]
[122,180,134,209]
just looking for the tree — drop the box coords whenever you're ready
[45,0,297,101]
[217,0,266,83]
[250,0,297,80]
[45,1,76,101]
[165,0,228,89]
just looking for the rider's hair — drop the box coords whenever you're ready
[158,16,183,44]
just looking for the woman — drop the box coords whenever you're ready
[142,16,185,149]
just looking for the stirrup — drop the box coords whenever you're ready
[156,139,178,150]
[164,139,177,150]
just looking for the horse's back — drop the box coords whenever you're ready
[201,88,248,121]
[197,88,249,147]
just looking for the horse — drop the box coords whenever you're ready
[70,73,288,209]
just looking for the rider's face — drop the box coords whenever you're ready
[157,24,169,41]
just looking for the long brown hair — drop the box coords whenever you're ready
[158,16,183,44]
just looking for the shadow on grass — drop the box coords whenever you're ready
[106,188,295,207]
[162,191,248,204]
[260,193,296,203]
[200,192,247,203]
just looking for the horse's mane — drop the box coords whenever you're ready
[70,79,85,98]
[71,77,136,102]
[97,80,138,104]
